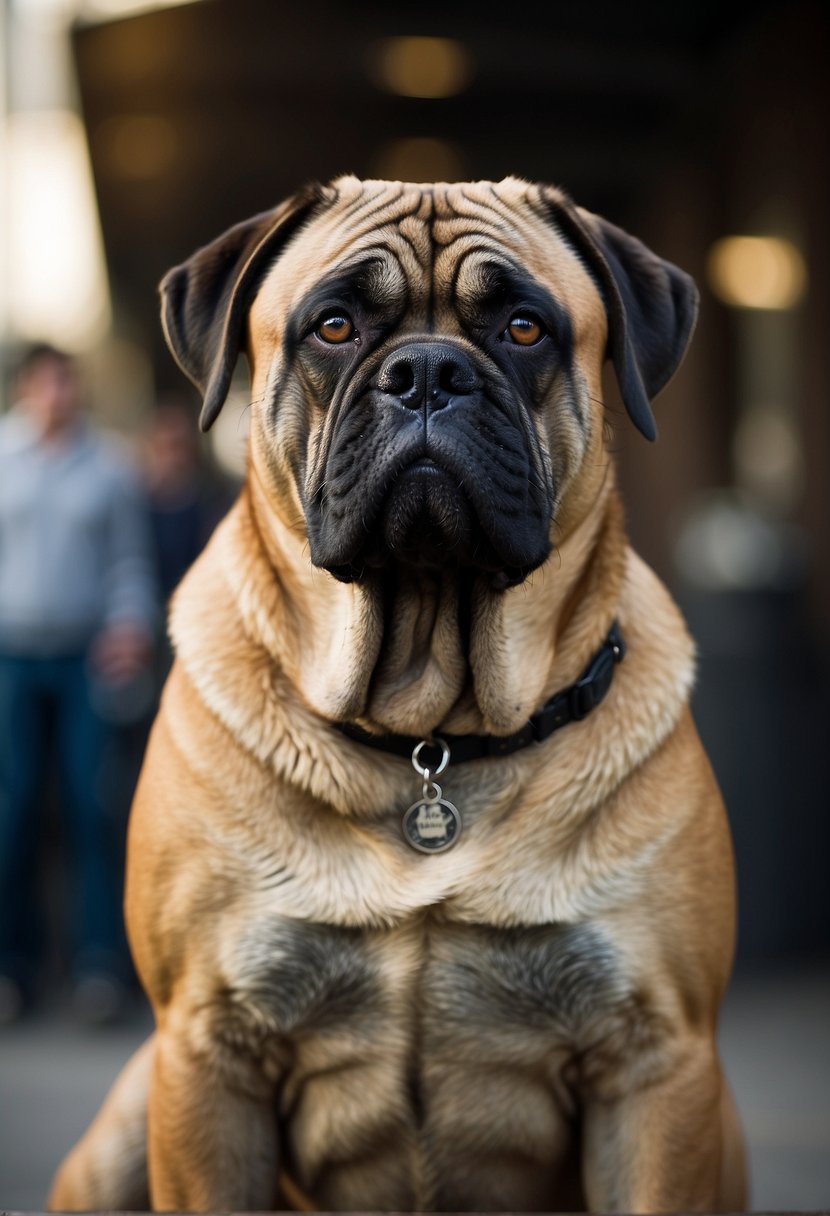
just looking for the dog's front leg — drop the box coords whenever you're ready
[148,1024,279,1211]
[581,1040,744,1212]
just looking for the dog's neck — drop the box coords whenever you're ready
[236,464,626,739]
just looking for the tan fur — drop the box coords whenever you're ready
[49,178,745,1213]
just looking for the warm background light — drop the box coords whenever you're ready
[76,0,202,19]
[371,36,473,99]
[209,371,252,478]
[6,109,111,350]
[706,235,807,310]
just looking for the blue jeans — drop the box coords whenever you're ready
[0,651,128,988]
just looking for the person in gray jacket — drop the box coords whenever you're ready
[0,344,156,1022]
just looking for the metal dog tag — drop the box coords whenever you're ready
[404,737,461,853]
[402,793,461,853]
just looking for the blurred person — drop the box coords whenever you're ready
[142,399,231,607]
[0,344,156,1023]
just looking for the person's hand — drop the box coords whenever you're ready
[90,623,152,684]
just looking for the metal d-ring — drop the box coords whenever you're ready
[411,737,450,779]
[421,773,443,803]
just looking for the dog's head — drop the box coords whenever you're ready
[161,177,697,589]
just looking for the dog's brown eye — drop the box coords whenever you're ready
[506,315,544,346]
[317,314,354,344]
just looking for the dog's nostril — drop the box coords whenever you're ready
[378,345,477,409]
[436,358,475,397]
[380,357,417,398]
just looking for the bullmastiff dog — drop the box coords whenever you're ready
[49,177,746,1213]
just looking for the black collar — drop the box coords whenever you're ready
[336,621,625,765]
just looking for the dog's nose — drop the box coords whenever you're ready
[377,343,479,411]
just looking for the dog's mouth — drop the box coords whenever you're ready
[379,457,477,566]
[305,357,554,588]
[313,453,546,589]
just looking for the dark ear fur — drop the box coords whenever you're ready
[159,183,325,431]
[540,188,699,441]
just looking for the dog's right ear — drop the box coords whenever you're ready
[160,183,326,431]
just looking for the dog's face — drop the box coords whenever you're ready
[161,177,697,590]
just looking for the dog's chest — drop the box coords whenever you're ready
[219,913,635,1209]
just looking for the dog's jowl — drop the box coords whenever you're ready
[49,178,746,1213]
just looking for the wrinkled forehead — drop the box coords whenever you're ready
[249,177,605,338]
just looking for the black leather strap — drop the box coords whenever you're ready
[336,622,625,765]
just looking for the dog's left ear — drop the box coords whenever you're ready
[160,183,326,431]
[539,187,699,441]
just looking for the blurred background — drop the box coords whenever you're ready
[0,0,828,1208]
